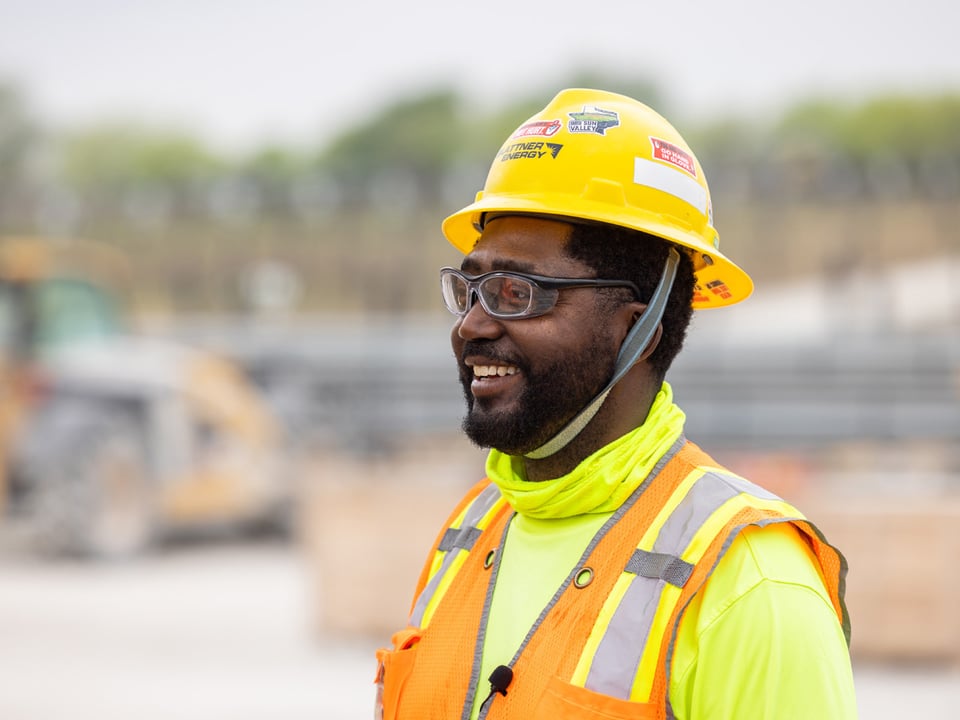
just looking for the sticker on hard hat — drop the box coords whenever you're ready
[706,279,732,299]
[498,142,563,162]
[567,106,620,135]
[513,119,562,138]
[650,137,697,177]
[633,157,708,214]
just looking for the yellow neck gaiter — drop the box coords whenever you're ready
[486,382,686,519]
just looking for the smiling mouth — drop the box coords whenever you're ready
[473,364,519,378]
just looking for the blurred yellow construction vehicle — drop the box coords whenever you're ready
[0,237,291,558]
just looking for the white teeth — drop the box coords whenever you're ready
[473,365,518,378]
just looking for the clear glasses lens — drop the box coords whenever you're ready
[440,272,470,314]
[441,271,542,318]
[481,275,533,316]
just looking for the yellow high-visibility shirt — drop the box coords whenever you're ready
[477,516,856,720]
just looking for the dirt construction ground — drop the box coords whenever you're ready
[1,537,958,720]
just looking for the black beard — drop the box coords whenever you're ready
[458,334,617,456]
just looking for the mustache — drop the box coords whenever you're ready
[459,340,524,368]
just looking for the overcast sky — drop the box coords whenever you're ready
[2,0,958,152]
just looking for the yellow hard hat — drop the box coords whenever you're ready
[442,88,753,308]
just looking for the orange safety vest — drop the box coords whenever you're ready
[376,439,849,720]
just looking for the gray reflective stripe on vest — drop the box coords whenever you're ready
[625,550,693,587]
[409,483,503,628]
[653,470,779,557]
[438,526,482,553]
[584,470,782,698]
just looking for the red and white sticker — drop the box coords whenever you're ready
[650,137,697,177]
[513,119,562,138]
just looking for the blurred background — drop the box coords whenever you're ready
[1,1,958,718]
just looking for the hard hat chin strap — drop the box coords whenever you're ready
[523,247,680,460]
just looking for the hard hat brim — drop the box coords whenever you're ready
[442,194,754,309]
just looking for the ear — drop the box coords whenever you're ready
[618,303,663,361]
[638,321,663,362]
[613,301,645,344]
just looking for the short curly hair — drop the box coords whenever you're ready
[564,222,696,381]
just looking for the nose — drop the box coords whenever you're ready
[456,291,503,341]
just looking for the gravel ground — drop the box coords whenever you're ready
[0,539,956,719]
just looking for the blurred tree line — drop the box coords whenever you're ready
[0,77,957,316]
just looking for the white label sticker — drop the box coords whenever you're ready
[633,157,707,214]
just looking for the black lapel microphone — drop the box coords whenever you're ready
[489,665,513,696]
[480,664,514,712]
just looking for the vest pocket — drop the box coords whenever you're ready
[536,675,659,720]
[375,627,422,720]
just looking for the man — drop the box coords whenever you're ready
[376,88,856,719]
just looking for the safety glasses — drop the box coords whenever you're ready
[440,267,642,320]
